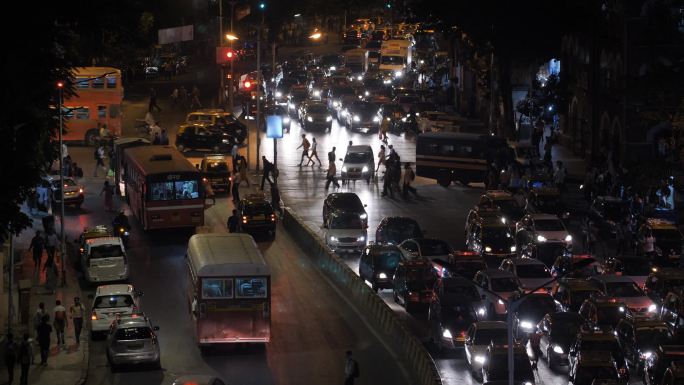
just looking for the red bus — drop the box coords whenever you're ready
[63,67,123,145]
[123,145,204,230]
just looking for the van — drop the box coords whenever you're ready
[81,236,129,283]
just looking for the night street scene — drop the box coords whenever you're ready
[1,1,684,385]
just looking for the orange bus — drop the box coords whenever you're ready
[63,67,123,145]
[123,145,204,230]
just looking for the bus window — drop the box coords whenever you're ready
[76,78,90,89]
[98,105,107,119]
[150,181,174,201]
[174,180,199,199]
[236,278,267,298]
[109,104,121,118]
[74,108,90,120]
[92,78,104,89]
[106,76,117,88]
[202,278,234,299]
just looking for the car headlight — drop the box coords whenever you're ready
[313,90,321,97]
[283,117,290,123]
[510,246,516,252]
[537,235,547,242]
[641,351,653,359]
[364,90,370,96]
[415,112,420,117]
[401,117,407,122]
[648,304,657,313]
[394,70,403,77]
[553,345,564,354]
[378,272,387,279]
[222,139,229,143]
[357,236,365,242]
[474,355,486,364]
[353,115,360,122]
[326,115,332,121]
[520,321,534,330]
[333,101,339,107]
[498,299,504,305]
[442,329,452,339]
[477,307,486,316]
[484,246,492,253]
[524,382,532,385]
[373,116,380,122]
[330,66,336,71]
[123,231,130,236]
[329,236,338,242]
[359,213,367,220]
[362,166,369,173]
[383,79,391,84]
[341,166,347,172]
[618,306,625,312]
[357,75,363,81]
[275,91,282,98]
[307,116,313,122]
[565,234,573,242]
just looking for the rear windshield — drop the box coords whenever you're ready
[307,105,328,114]
[94,295,134,309]
[206,161,228,173]
[417,240,451,256]
[114,327,152,340]
[89,244,124,259]
[474,328,507,345]
[534,219,565,231]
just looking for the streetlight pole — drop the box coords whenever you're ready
[255,4,265,172]
[229,0,237,113]
[219,0,224,106]
[57,82,66,287]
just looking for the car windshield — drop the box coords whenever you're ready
[620,259,651,276]
[307,105,328,114]
[581,339,620,354]
[473,329,507,345]
[516,264,551,279]
[635,327,672,347]
[605,281,644,297]
[518,296,556,319]
[443,282,480,300]
[534,219,565,231]
[654,229,683,242]
[495,199,521,214]
[452,261,486,280]
[385,220,422,242]
[332,195,362,210]
[375,251,402,271]
[345,152,370,163]
[89,244,124,259]
[596,306,624,326]
[575,366,617,385]
[206,161,228,173]
[93,294,134,309]
[417,240,451,256]
[330,213,364,229]
[482,227,513,245]
[114,327,152,341]
[243,202,272,216]
[490,277,519,292]
[381,56,405,65]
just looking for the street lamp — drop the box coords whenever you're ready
[255,1,266,171]
[309,32,322,40]
[225,33,239,41]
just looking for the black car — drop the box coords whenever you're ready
[427,276,484,350]
[587,196,630,239]
[322,193,367,228]
[237,194,276,239]
[482,344,535,385]
[265,104,292,131]
[275,77,299,103]
[476,190,525,222]
[551,278,603,312]
[375,217,423,245]
[299,101,333,132]
[287,85,309,113]
[465,214,516,266]
[358,244,402,291]
[200,154,231,192]
[578,296,628,332]
[643,345,684,385]
[569,330,629,382]
[185,109,247,143]
[525,186,569,218]
[615,315,672,372]
[328,85,357,117]
[537,311,584,369]
[513,292,557,341]
[343,101,382,131]
[176,124,234,153]
[392,258,436,313]
[568,352,621,385]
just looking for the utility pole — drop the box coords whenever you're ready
[57,82,66,287]
[255,6,265,172]
[228,1,238,113]
[272,41,277,168]
[219,0,225,106]
[7,230,13,334]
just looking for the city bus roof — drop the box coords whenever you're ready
[73,67,121,77]
[417,132,498,141]
[187,234,270,277]
[124,145,198,176]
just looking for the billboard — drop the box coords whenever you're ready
[158,25,194,45]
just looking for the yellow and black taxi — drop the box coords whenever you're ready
[568,350,621,385]
[185,109,246,143]
[200,154,231,192]
[578,295,629,332]
[637,218,684,265]
[476,190,525,222]
[76,225,113,259]
[237,193,276,239]
[615,314,672,372]
[465,211,516,266]
[392,257,436,313]
[568,329,629,382]
[551,277,602,312]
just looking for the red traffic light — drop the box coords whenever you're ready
[244,81,252,89]
[226,50,234,59]
[56,81,64,88]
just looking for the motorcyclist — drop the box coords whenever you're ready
[112,211,130,232]
[406,107,419,134]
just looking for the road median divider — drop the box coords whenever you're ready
[283,208,441,385]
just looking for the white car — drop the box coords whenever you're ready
[90,284,143,337]
[500,257,553,292]
[325,212,367,253]
[515,213,572,265]
[398,238,453,262]
[340,145,375,184]
[81,236,129,283]
[473,269,521,317]
[464,321,508,379]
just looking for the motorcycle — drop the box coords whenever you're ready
[112,213,131,247]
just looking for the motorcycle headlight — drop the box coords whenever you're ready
[484,246,492,253]
[648,304,657,313]
[353,115,360,122]
[326,115,332,122]
[362,166,369,173]
[330,66,336,71]
[442,329,452,339]
[307,116,313,122]
[510,246,517,252]
[378,272,387,279]
[275,91,282,98]
[373,116,380,122]
[341,166,347,172]
[364,91,370,96]
[553,345,564,354]
[520,320,534,330]
[333,101,339,107]
[474,355,486,364]
[565,234,573,242]
[641,351,653,359]
[357,75,363,81]
[537,235,547,242]
[123,231,130,236]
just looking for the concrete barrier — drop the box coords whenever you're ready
[283,208,442,385]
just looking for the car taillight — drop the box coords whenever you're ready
[242,216,248,224]
[91,312,97,321]
[79,188,84,194]
[271,214,276,222]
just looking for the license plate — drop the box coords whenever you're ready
[127,343,144,349]
[456,336,465,342]
[253,215,265,220]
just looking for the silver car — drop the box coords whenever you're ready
[106,313,160,370]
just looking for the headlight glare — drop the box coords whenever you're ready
[537,235,547,242]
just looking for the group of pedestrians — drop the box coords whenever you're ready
[28,230,60,294]
[167,85,202,111]
[296,134,322,167]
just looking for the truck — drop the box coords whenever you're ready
[379,39,412,76]
[344,48,368,75]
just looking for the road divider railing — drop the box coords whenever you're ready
[283,208,441,385]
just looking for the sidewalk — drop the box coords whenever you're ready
[1,216,88,385]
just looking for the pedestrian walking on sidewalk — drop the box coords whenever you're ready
[297,134,311,166]
[239,157,250,187]
[306,137,322,166]
[227,209,241,233]
[53,300,67,348]
[170,87,179,109]
[93,145,106,177]
[44,231,58,265]
[29,230,45,274]
[17,333,31,385]
[33,303,47,338]
[344,350,360,385]
[231,171,241,204]
[148,87,162,113]
[4,333,17,385]
[328,147,336,164]
[402,163,418,199]
[231,144,239,172]
[69,297,85,345]
[376,145,386,173]
[261,156,275,190]
[43,254,57,294]
[100,180,114,212]
[36,316,52,366]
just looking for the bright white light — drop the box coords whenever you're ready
[648,304,657,313]
[373,116,380,122]
[307,116,313,122]
[477,307,486,316]
[520,321,534,330]
[330,66,336,71]
[362,166,369,173]
[553,345,564,354]
[641,351,653,359]
[394,70,403,77]
[420,60,425,64]
[358,95,363,99]
[565,234,573,242]
[474,355,486,364]
[329,236,338,242]
[498,299,504,305]
[333,101,339,107]
[359,213,367,219]
[341,166,347,172]
[618,306,625,312]
[484,246,492,253]
[501,217,507,224]
[537,235,547,242]
[357,75,363,81]
[365,91,370,96]
[378,272,387,279]
[353,115,360,122]
[275,91,282,98]
[383,79,391,84]
[326,115,332,122]
[442,329,452,339]
[313,90,321,97]
[357,236,365,242]
[510,246,516,252]
[283,117,290,123]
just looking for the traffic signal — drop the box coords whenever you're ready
[386,2,391,8]
[226,50,235,59]
[56,81,64,88]
[243,81,252,89]
[259,2,265,10]
[216,47,237,64]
